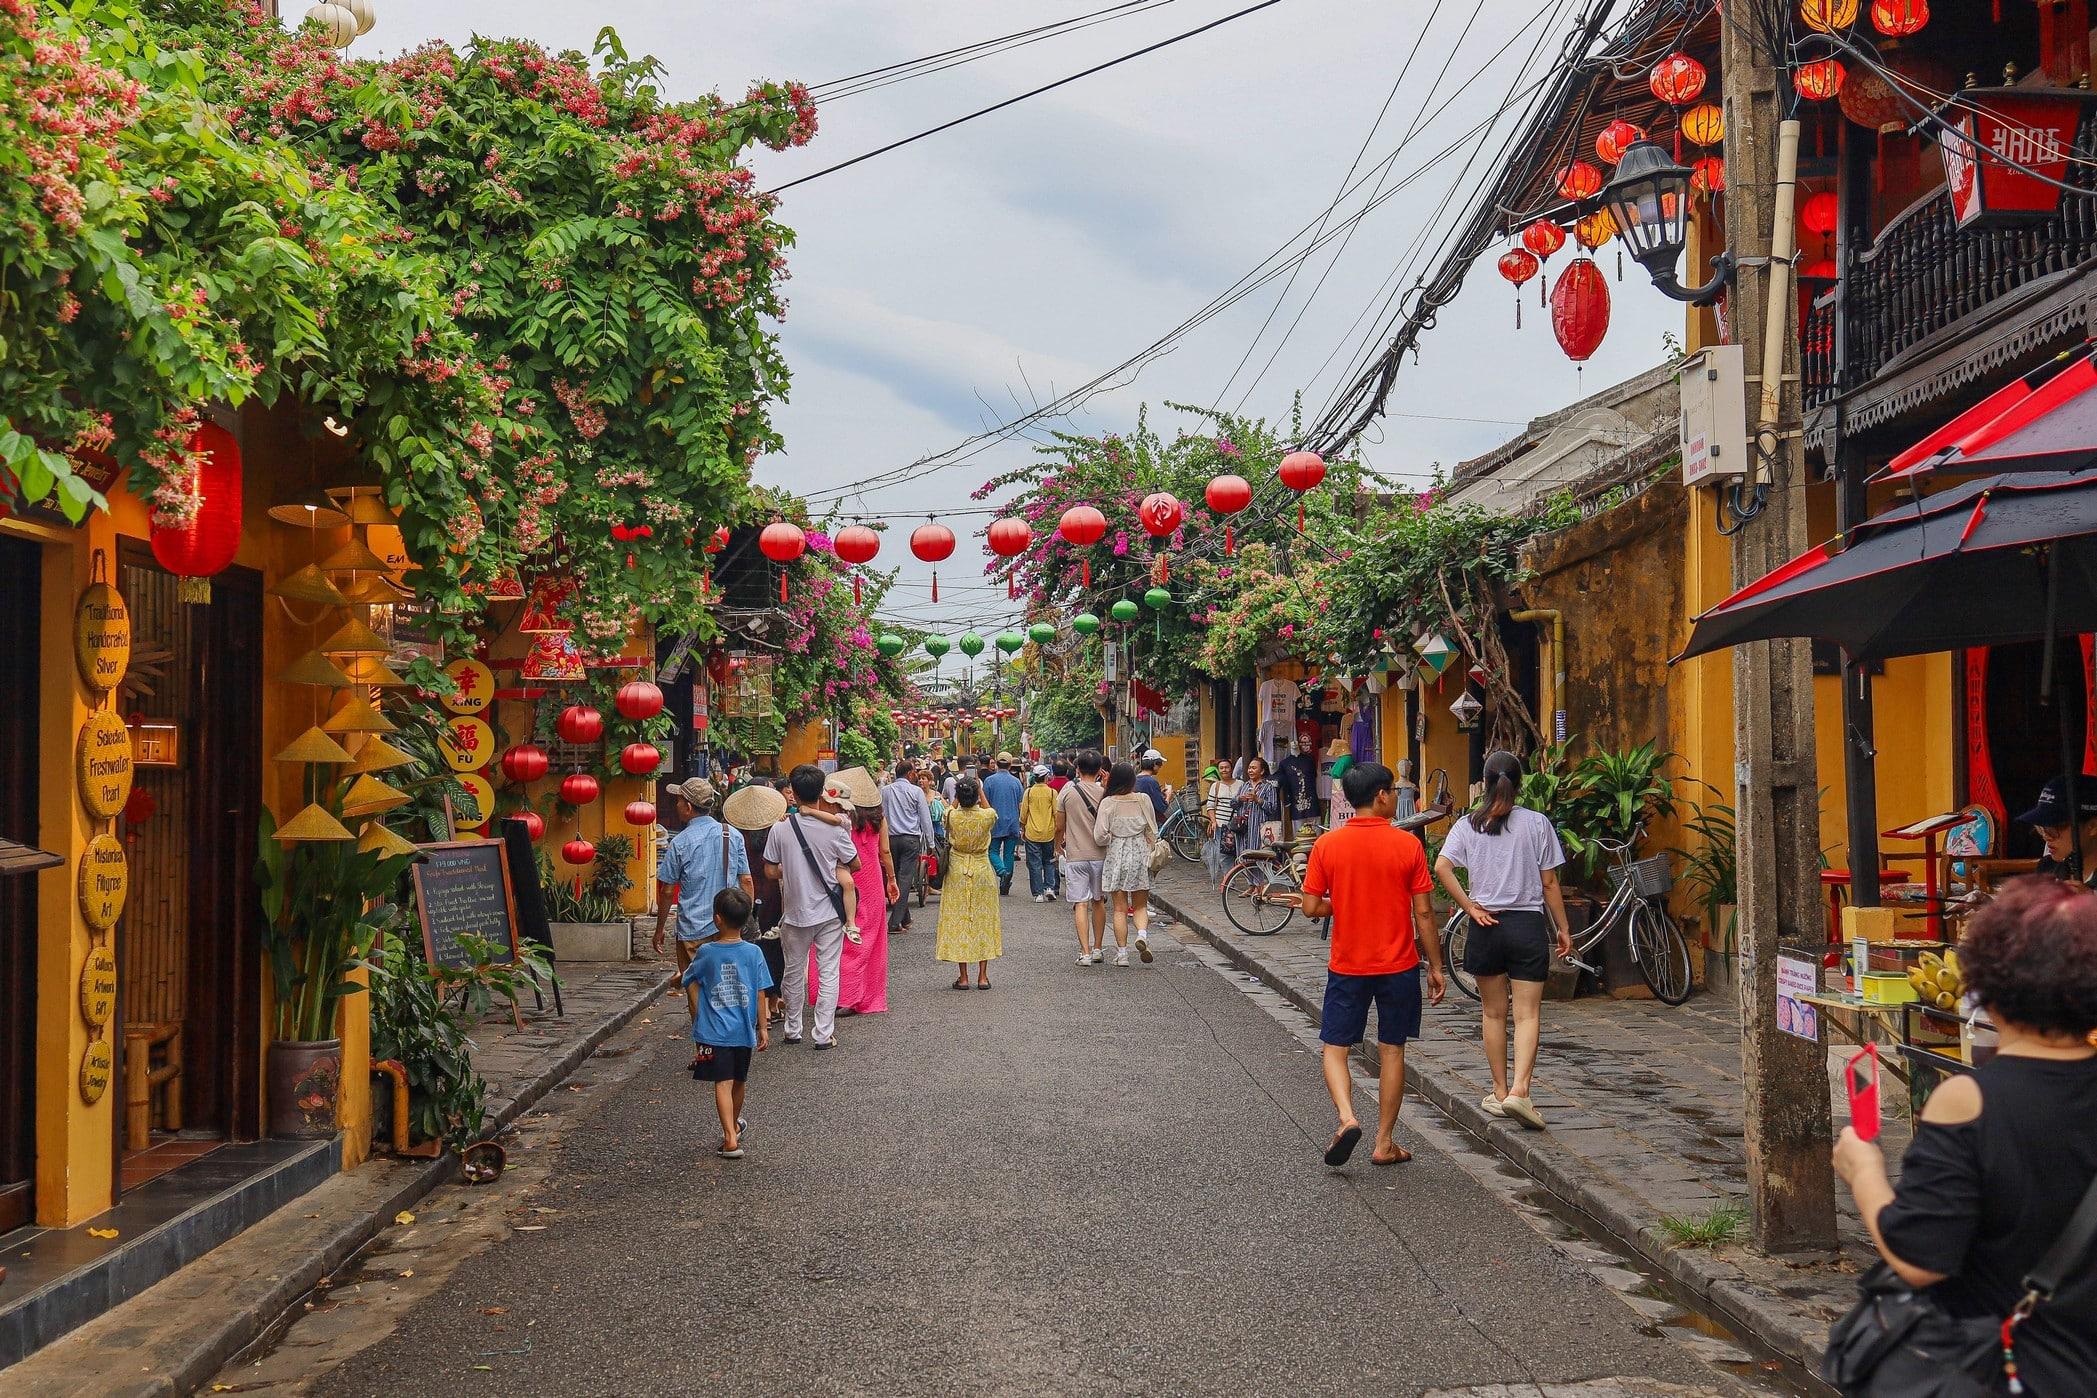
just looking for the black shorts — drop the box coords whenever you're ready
[1461,908,1552,982]
[1319,969,1422,1046]
[691,1043,753,1083]
[757,936,785,988]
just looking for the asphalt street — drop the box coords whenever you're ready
[280,892,1759,1397]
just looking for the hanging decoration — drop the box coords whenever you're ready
[1681,103,1724,147]
[1554,160,1603,200]
[501,743,549,784]
[1497,248,1539,327]
[149,421,243,604]
[705,524,731,554]
[1028,621,1056,646]
[1690,156,1727,195]
[619,742,661,776]
[519,634,585,683]
[1794,58,1846,102]
[833,524,880,605]
[1870,0,1929,37]
[614,679,664,721]
[559,772,601,806]
[1072,612,1101,637]
[1799,190,1840,238]
[1550,257,1611,363]
[1109,599,1140,624]
[1144,585,1172,642]
[514,808,546,842]
[1277,450,1327,531]
[1574,208,1616,249]
[924,635,952,661]
[1649,52,1708,156]
[958,632,986,658]
[1838,66,1910,133]
[561,836,597,866]
[1136,491,1183,580]
[1204,474,1252,555]
[1801,0,1859,32]
[758,521,806,603]
[555,703,604,745]
[1519,219,1566,313]
[623,800,657,829]
[876,632,906,658]
[1595,118,1647,165]
[986,516,1032,599]
[909,521,956,602]
[1056,505,1106,587]
[517,576,571,635]
[995,631,1025,656]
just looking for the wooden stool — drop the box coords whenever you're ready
[123,1021,182,1151]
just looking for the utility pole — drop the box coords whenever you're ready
[1720,0,1839,1254]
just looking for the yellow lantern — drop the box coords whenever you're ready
[1801,0,1858,32]
[1681,102,1725,148]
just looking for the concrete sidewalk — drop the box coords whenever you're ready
[1151,863,1872,1376]
[6,958,674,1397]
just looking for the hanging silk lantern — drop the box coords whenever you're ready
[1575,208,1617,249]
[501,743,550,784]
[986,516,1031,598]
[623,800,657,829]
[833,523,880,604]
[704,525,730,553]
[1794,58,1846,101]
[614,679,664,720]
[1690,156,1727,195]
[1595,118,1647,165]
[1838,66,1909,133]
[877,632,906,658]
[1204,474,1252,555]
[1870,0,1928,37]
[1800,190,1840,237]
[1071,613,1101,637]
[1648,53,1707,107]
[909,521,956,602]
[1056,505,1106,586]
[619,741,661,776]
[513,808,546,842]
[1554,160,1603,200]
[1551,258,1611,363]
[559,772,600,806]
[149,421,243,604]
[1028,621,1056,645]
[995,631,1024,656]
[924,635,952,660]
[958,632,985,658]
[1521,219,1566,260]
[1801,0,1858,33]
[1681,103,1725,147]
[561,836,596,866]
[518,633,586,682]
[759,521,805,602]
[1109,599,1140,625]
[1277,450,1327,531]
[1137,492,1183,538]
[555,703,604,744]
[1497,247,1540,327]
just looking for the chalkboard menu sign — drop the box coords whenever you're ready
[411,840,519,971]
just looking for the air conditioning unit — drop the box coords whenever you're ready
[1680,343,1748,487]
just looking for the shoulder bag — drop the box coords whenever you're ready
[785,815,850,925]
[1822,1164,2097,1396]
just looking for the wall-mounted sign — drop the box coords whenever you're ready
[454,772,495,828]
[129,717,181,768]
[364,522,413,573]
[80,1038,112,1105]
[387,598,443,668]
[77,708,134,820]
[79,946,116,1028]
[439,716,494,771]
[79,833,127,932]
[442,658,494,714]
[73,580,131,693]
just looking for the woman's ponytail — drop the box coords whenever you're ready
[1470,750,1523,836]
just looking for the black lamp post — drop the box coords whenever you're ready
[1601,141,1732,305]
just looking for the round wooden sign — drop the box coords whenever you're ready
[80,1038,112,1105]
[79,833,128,932]
[442,658,494,715]
[439,715,494,772]
[74,582,131,693]
[454,772,495,828]
[79,946,116,1028]
[365,523,413,573]
[77,709,134,819]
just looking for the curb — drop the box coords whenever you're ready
[1153,888,1834,1383]
[10,967,674,1398]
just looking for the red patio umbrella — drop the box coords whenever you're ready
[1882,347,2097,480]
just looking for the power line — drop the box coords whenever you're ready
[816,1,1183,103]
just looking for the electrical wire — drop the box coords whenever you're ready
[814,0,1183,103]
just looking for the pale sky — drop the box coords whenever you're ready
[365,1,1677,641]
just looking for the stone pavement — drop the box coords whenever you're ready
[7,956,675,1396]
[1151,863,1884,1376]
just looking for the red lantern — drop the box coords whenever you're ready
[833,523,880,604]
[561,836,596,866]
[986,516,1032,598]
[1649,52,1707,107]
[1595,118,1646,165]
[512,808,546,842]
[1554,160,1603,200]
[555,704,604,745]
[559,772,601,806]
[614,679,664,721]
[1838,67,1909,134]
[1870,0,1928,37]
[1137,492,1183,538]
[1550,257,1611,363]
[619,741,661,776]
[501,743,550,784]
[1794,58,1846,102]
[1204,474,1252,555]
[1690,156,1726,195]
[623,800,657,829]
[1521,219,1566,259]
[1277,450,1327,532]
[1057,505,1106,586]
[1799,190,1840,238]
[149,421,243,604]
[705,525,730,553]
[910,521,956,602]
[758,521,806,602]
[1497,248,1540,328]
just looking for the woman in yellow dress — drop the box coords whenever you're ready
[936,776,1003,988]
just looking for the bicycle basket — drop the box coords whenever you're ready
[1174,786,1204,815]
[1608,854,1673,898]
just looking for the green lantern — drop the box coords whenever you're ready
[1028,621,1056,645]
[958,632,986,658]
[1072,612,1101,637]
[996,631,1025,655]
[924,636,952,660]
[1144,586,1171,610]
[1109,598,1140,624]
[876,632,906,659]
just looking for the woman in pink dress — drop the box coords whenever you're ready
[812,801,895,1015]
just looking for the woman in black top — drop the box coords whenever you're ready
[1833,875,2097,1394]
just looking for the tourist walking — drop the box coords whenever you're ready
[1057,750,1110,964]
[680,888,771,1159]
[1135,749,1171,822]
[881,758,932,931]
[919,767,948,892]
[763,765,860,1050]
[983,754,1024,896]
[722,782,790,1027]
[1093,761,1160,966]
[936,776,1003,988]
[1203,754,1245,880]
[1299,762,1446,1168]
[1828,876,2097,1396]
[832,768,895,1017]
[650,779,754,1025]
[1022,763,1060,901]
[1432,750,1571,1130]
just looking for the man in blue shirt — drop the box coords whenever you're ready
[652,779,755,1021]
[681,888,771,1158]
[982,753,1025,896]
[880,758,932,932]
[1135,749,1171,822]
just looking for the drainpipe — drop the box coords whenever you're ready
[1509,608,1566,746]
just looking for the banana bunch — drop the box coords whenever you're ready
[1907,949,1964,1011]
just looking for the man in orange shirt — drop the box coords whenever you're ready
[1300,761,1446,1167]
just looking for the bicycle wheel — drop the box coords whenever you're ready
[1629,902,1693,1005]
[1168,818,1205,864]
[1442,911,1479,1001]
[1221,863,1296,936]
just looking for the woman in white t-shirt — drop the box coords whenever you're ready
[1202,755,1245,880]
[1432,750,1572,1132]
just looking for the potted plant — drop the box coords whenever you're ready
[540,833,635,961]
[1679,791,1739,1001]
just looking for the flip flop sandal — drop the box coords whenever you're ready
[1323,1124,1363,1167]
[1371,1146,1412,1166]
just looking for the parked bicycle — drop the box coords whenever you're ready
[1218,770,1453,937]
[1160,786,1206,864]
[1441,827,1692,1005]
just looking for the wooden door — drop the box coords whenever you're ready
[0,535,41,1231]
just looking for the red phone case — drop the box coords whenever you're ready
[1846,1043,1882,1142]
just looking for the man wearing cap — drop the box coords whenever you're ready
[653,779,755,1025]
[881,758,932,933]
[1135,749,1171,824]
[2021,773,2097,885]
[983,754,1025,897]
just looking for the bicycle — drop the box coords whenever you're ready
[1159,787,1206,864]
[1217,771,1455,937]
[1440,829,1693,1005]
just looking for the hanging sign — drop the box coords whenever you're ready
[1940,89,2097,229]
[442,658,494,715]
[73,579,131,693]
[77,708,134,820]
[364,522,413,573]
[80,1038,112,1105]
[79,832,128,932]
[79,946,116,1028]
[439,716,495,771]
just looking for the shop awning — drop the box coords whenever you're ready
[1881,348,2097,480]
[0,838,62,876]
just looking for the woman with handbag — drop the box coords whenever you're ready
[1092,761,1161,968]
[1826,875,2097,1396]
[1203,753,1245,880]
[934,776,1002,989]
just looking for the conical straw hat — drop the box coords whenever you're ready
[833,766,881,809]
[340,655,410,688]
[277,649,356,688]
[341,490,397,526]
[343,736,415,775]
[268,564,349,606]
[358,821,420,858]
[275,802,355,843]
[275,726,354,764]
[336,573,411,606]
[340,774,411,817]
[320,537,393,574]
[323,695,397,734]
[319,616,391,657]
[721,784,787,831]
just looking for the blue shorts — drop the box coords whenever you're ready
[1319,969,1422,1047]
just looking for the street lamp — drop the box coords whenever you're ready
[1600,141,1732,305]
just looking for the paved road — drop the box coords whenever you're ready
[258,895,1759,1397]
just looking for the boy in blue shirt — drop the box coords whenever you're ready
[680,888,772,1159]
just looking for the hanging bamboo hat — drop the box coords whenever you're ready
[268,564,350,607]
[340,655,411,688]
[275,726,354,765]
[320,537,392,574]
[277,649,356,688]
[319,616,390,657]
[340,774,411,818]
[323,694,397,734]
[335,572,412,605]
[357,820,419,858]
[275,803,355,843]
[342,736,415,775]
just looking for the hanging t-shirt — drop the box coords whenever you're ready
[1276,754,1321,818]
[1256,677,1301,766]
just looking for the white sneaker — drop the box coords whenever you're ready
[1076,952,1099,966]
[1500,1095,1547,1130]
[1115,949,1130,967]
[1480,1094,1508,1118]
[1135,934,1152,963]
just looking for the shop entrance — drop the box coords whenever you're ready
[0,536,41,1231]
[1967,639,2094,860]
[115,548,264,1184]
